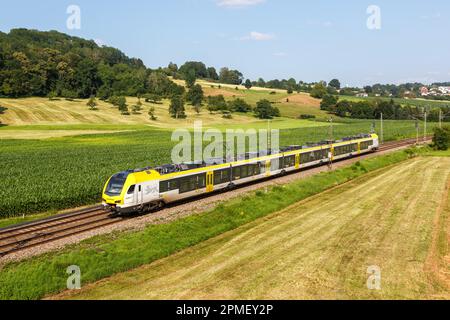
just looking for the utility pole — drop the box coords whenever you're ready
[329,117,334,142]
[424,111,427,142]
[415,119,419,145]
[380,113,384,145]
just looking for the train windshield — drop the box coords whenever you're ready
[105,172,129,196]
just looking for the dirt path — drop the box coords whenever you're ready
[56,157,450,300]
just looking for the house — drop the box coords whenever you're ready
[420,87,429,96]
[438,86,450,95]
[356,92,368,98]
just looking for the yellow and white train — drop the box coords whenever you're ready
[102,133,379,214]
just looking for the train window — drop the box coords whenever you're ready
[271,158,281,171]
[159,181,168,193]
[197,174,206,188]
[105,175,127,196]
[214,168,231,184]
[233,167,241,180]
[283,156,295,168]
[127,185,135,194]
[241,166,249,178]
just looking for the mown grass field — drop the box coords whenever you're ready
[0,149,418,299]
[57,155,450,300]
[0,84,325,137]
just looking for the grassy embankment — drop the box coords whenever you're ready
[0,148,424,300]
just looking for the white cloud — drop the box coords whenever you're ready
[217,0,265,8]
[241,31,275,41]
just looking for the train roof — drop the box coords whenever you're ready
[123,133,375,177]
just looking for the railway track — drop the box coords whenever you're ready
[0,136,430,258]
[379,136,431,152]
[0,207,123,257]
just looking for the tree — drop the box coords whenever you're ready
[310,83,327,99]
[147,72,174,96]
[219,67,243,85]
[287,87,294,94]
[148,106,157,120]
[254,99,280,119]
[244,79,252,90]
[179,61,208,79]
[169,95,186,119]
[117,96,129,115]
[433,126,450,150]
[86,95,97,110]
[335,100,351,117]
[329,79,341,90]
[186,84,204,106]
[228,98,252,113]
[193,104,202,114]
[364,86,373,94]
[207,95,228,113]
[207,67,219,80]
[132,98,142,114]
[320,95,338,111]
[185,69,196,88]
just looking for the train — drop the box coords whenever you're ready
[102,133,379,214]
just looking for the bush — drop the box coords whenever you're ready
[228,98,252,113]
[433,126,450,150]
[254,99,280,119]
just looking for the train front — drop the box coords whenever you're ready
[102,171,130,213]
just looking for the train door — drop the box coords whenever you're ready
[124,185,136,205]
[357,142,361,155]
[266,160,271,177]
[137,185,144,205]
[295,154,300,169]
[206,172,214,192]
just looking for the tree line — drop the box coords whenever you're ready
[320,95,450,122]
[0,29,245,99]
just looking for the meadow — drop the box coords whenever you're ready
[0,148,419,300]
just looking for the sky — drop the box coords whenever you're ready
[1,0,449,87]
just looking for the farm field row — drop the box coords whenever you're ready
[0,120,438,218]
[57,155,450,300]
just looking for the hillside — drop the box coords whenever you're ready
[0,29,152,99]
